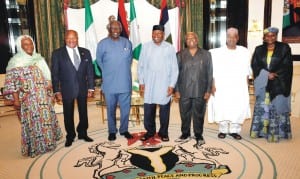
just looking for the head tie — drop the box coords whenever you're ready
[263,27,279,34]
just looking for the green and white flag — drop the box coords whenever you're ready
[130,0,142,91]
[130,0,142,60]
[84,0,101,77]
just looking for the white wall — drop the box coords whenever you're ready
[247,0,265,53]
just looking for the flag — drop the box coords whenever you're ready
[118,0,129,38]
[130,0,142,60]
[129,0,142,91]
[159,0,172,43]
[84,0,101,77]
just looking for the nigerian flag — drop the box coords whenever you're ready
[130,0,142,91]
[130,0,142,60]
[84,0,101,77]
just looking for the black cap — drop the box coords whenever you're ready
[152,25,164,32]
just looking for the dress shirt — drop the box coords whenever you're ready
[66,46,80,66]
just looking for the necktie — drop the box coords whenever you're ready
[73,48,81,70]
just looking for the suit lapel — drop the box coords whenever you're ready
[78,48,84,61]
[78,48,84,69]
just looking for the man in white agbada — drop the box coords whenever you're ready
[208,27,251,140]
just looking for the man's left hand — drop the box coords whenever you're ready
[204,92,211,102]
[167,87,174,97]
[88,90,94,98]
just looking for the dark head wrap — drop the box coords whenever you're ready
[263,27,279,34]
[152,25,164,32]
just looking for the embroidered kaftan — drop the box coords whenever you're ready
[208,46,251,124]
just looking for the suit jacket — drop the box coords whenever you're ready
[251,41,293,100]
[175,47,213,98]
[51,46,94,100]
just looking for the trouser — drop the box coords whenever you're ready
[179,96,206,138]
[219,121,242,134]
[63,96,88,141]
[143,101,171,137]
[104,92,131,134]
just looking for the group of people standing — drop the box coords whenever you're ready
[208,26,292,143]
[3,18,293,158]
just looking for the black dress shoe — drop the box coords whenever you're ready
[78,136,94,142]
[120,131,133,139]
[218,133,226,139]
[229,133,242,140]
[65,140,73,147]
[161,136,169,142]
[140,133,154,141]
[108,133,116,141]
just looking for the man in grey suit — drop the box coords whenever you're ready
[174,32,213,146]
[51,30,94,147]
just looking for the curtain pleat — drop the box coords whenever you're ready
[33,0,65,66]
[192,0,203,47]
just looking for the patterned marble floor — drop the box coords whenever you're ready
[0,99,300,179]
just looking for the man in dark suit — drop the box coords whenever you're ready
[51,30,94,147]
[174,32,213,146]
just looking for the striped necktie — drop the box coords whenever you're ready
[73,48,81,70]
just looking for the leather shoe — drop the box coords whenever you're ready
[218,133,226,139]
[140,133,154,141]
[229,133,242,140]
[65,140,73,147]
[161,136,169,142]
[120,131,133,139]
[78,136,94,142]
[108,133,116,141]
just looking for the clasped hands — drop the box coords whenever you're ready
[268,72,278,80]
[173,92,211,103]
[139,85,174,98]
